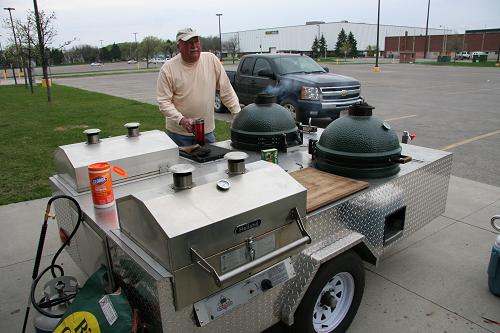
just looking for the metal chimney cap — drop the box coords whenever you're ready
[169,164,195,174]
[124,122,140,128]
[225,152,248,161]
[83,128,101,135]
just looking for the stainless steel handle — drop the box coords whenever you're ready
[191,207,311,287]
[492,215,500,232]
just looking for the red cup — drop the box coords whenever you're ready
[193,118,205,145]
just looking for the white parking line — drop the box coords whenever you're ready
[440,129,500,151]
[384,115,417,121]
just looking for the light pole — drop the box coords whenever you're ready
[133,32,139,69]
[424,0,431,59]
[439,25,447,55]
[4,7,19,84]
[100,39,103,63]
[373,0,381,72]
[216,13,223,60]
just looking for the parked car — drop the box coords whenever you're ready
[127,59,138,64]
[90,62,103,67]
[216,53,362,123]
[454,51,470,60]
[471,51,487,57]
[148,58,167,64]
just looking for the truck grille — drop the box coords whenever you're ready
[320,85,361,102]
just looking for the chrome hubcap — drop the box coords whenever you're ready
[215,94,222,109]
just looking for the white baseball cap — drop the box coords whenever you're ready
[176,28,200,42]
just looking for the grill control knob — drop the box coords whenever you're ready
[260,279,273,291]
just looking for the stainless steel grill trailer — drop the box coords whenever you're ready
[50,128,452,333]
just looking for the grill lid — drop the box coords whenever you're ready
[314,102,408,178]
[231,94,302,151]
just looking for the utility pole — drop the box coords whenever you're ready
[373,0,381,72]
[424,0,431,59]
[4,7,19,85]
[216,13,223,60]
[133,32,139,69]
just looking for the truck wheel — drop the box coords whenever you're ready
[294,250,365,333]
[215,93,228,113]
[281,99,303,122]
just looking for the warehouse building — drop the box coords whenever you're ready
[221,21,447,55]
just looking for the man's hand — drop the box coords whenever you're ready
[179,117,194,133]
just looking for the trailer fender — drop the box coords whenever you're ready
[280,231,375,326]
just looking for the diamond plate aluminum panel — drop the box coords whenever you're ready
[109,233,287,332]
[280,153,452,325]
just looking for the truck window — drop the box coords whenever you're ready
[272,56,325,74]
[252,59,272,76]
[240,58,254,75]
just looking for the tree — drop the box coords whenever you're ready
[109,43,121,61]
[13,14,36,93]
[311,36,320,58]
[159,39,176,59]
[366,45,376,57]
[200,36,219,53]
[339,41,352,61]
[347,32,358,57]
[319,34,327,58]
[100,47,111,62]
[32,7,57,102]
[66,44,99,63]
[223,36,240,64]
[50,48,64,65]
[446,36,462,61]
[335,28,347,57]
[139,36,161,68]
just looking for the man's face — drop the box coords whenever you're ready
[178,37,201,63]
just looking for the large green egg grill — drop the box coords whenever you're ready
[315,102,410,178]
[231,94,302,151]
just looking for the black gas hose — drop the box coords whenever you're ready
[21,195,83,333]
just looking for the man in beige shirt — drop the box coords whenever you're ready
[157,27,240,146]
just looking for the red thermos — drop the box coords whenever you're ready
[193,118,205,145]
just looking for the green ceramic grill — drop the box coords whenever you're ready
[312,102,411,178]
[231,94,302,151]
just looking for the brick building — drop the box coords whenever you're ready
[385,29,500,59]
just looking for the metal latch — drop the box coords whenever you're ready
[246,237,256,261]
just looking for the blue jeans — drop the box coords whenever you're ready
[167,131,215,147]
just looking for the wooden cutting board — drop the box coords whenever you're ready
[290,168,369,212]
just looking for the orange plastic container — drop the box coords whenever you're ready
[88,162,127,208]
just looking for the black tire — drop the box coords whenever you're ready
[215,93,228,113]
[293,250,365,333]
[281,99,304,123]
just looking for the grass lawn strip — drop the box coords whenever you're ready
[0,84,230,205]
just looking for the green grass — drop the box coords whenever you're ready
[0,84,231,205]
[415,61,499,67]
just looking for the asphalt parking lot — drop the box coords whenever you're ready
[2,63,499,332]
[57,63,500,187]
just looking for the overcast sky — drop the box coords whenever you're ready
[2,0,499,48]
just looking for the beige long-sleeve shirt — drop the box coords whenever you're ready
[156,52,240,135]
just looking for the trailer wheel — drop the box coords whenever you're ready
[294,250,365,333]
